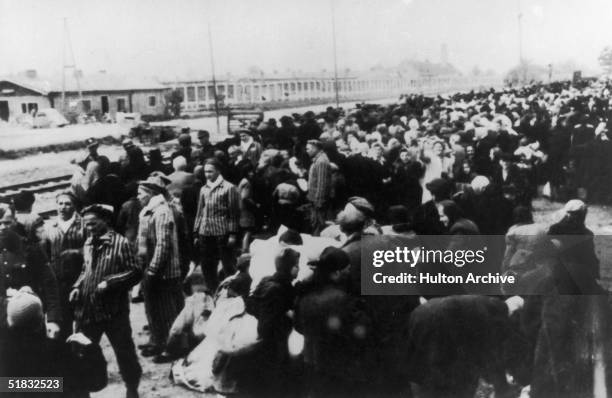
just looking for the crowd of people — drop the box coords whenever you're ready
[1,78,612,398]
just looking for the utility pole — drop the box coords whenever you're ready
[517,0,523,65]
[548,63,553,83]
[331,0,340,109]
[207,22,221,135]
[62,18,83,113]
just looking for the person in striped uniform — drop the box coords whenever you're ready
[193,159,241,292]
[136,175,185,363]
[306,139,333,235]
[69,204,142,398]
[41,192,86,340]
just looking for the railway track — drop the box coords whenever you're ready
[0,175,73,199]
[0,154,174,220]
[0,175,73,219]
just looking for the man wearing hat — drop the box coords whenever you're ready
[70,204,142,398]
[194,130,216,165]
[306,139,333,235]
[295,246,372,397]
[135,175,184,362]
[194,159,241,292]
[85,137,100,161]
[119,139,147,184]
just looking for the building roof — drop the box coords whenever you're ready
[1,71,166,94]
[161,69,359,85]
[162,61,462,85]
[0,77,52,95]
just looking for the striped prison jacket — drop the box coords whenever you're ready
[41,214,86,284]
[73,230,141,325]
[194,177,240,237]
[307,150,332,208]
[137,194,182,280]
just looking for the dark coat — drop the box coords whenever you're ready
[245,273,295,394]
[247,273,295,345]
[0,327,107,396]
[548,219,600,292]
[406,295,514,397]
[389,160,423,212]
[340,234,421,393]
[294,278,373,383]
[412,200,445,236]
[0,231,61,323]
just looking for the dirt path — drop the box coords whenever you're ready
[91,302,208,398]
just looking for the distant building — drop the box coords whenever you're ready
[163,71,358,113]
[164,60,469,113]
[0,70,168,123]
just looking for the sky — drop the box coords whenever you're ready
[0,0,610,80]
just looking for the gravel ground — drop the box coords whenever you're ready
[91,302,207,398]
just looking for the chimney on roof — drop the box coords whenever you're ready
[25,69,37,79]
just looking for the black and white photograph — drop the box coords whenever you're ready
[1,0,612,397]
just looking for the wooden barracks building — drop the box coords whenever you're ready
[0,70,168,122]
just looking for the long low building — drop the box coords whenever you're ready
[0,70,168,123]
[1,64,502,124]
[164,63,501,113]
[164,67,452,112]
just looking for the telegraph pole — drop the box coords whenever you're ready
[517,0,526,84]
[331,0,340,109]
[207,22,221,135]
[62,18,83,113]
[517,0,523,64]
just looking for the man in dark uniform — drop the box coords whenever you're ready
[194,130,216,165]
[0,203,62,340]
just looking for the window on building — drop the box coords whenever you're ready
[117,98,127,112]
[82,100,91,112]
[197,86,206,102]
[227,85,234,99]
[27,103,38,114]
[21,104,27,114]
[207,86,215,100]
[148,96,156,107]
[186,86,196,102]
